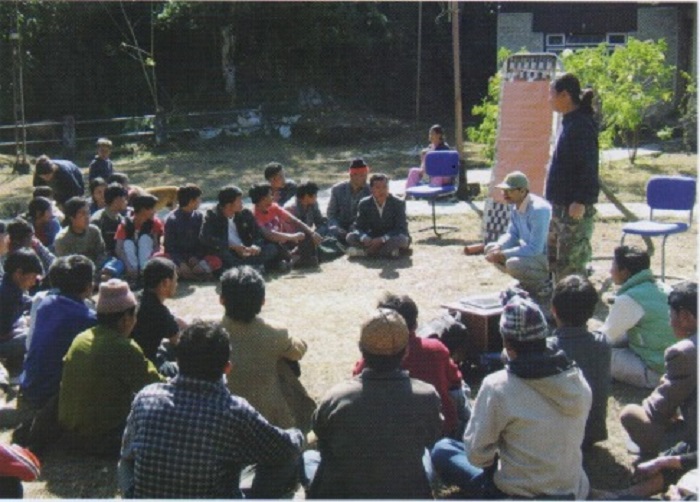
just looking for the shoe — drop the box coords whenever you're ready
[277,260,291,273]
[399,247,413,257]
[346,247,366,258]
[463,243,485,256]
[388,249,400,258]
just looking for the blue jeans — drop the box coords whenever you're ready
[431,438,503,499]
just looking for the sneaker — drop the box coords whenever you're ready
[346,247,366,258]
[277,260,291,273]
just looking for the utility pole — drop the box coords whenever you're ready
[415,1,422,125]
[11,3,29,175]
[452,1,471,200]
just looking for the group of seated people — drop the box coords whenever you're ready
[13,139,414,289]
[0,138,694,499]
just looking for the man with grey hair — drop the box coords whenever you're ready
[431,292,591,499]
[303,308,442,498]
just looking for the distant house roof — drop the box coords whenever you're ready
[498,2,638,33]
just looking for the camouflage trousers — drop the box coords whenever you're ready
[547,204,596,283]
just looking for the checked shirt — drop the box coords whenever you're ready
[121,375,303,498]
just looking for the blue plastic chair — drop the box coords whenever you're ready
[405,150,460,236]
[621,175,696,281]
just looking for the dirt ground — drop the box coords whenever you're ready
[0,125,696,498]
[9,208,694,499]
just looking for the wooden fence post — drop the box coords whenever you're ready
[154,109,167,146]
[62,115,76,159]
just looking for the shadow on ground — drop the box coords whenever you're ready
[348,255,413,280]
[39,449,118,498]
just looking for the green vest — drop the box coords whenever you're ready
[617,269,675,374]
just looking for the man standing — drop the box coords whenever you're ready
[326,158,371,244]
[431,293,591,499]
[304,308,442,499]
[346,173,411,258]
[33,155,85,209]
[119,320,304,498]
[546,73,600,282]
[484,171,551,301]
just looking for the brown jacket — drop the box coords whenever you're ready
[644,334,697,444]
[221,315,310,430]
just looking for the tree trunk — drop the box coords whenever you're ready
[600,178,655,255]
[221,25,236,107]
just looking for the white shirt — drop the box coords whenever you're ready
[600,294,645,344]
[227,217,242,247]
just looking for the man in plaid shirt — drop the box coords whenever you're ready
[118,320,304,498]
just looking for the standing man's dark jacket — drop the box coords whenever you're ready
[545,108,599,206]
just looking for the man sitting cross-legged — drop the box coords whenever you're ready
[118,320,304,499]
[602,245,676,389]
[303,308,442,499]
[163,184,216,281]
[0,250,43,372]
[264,161,298,206]
[326,158,371,245]
[114,194,164,283]
[131,257,186,377]
[54,197,108,270]
[21,255,97,411]
[548,275,611,448]
[200,185,278,275]
[250,183,322,269]
[346,173,411,258]
[91,182,129,280]
[621,281,697,458]
[483,171,551,303]
[352,293,467,439]
[58,279,163,456]
[219,266,314,431]
[431,291,591,499]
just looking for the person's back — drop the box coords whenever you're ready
[352,293,463,436]
[131,258,181,366]
[58,280,161,454]
[308,309,442,499]
[310,369,441,499]
[467,358,590,498]
[432,293,591,499]
[219,266,308,429]
[120,320,304,498]
[548,275,610,447]
[21,256,97,408]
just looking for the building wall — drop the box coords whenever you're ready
[635,6,680,71]
[496,5,695,103]
[496,13,543,68]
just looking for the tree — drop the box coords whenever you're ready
[466,47,511,162]
[562,37,675,164]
